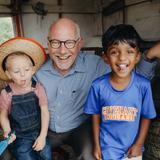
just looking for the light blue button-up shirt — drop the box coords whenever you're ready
[35,52,156,133]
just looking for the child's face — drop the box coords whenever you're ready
[104,42,140,79]
[5,55,35,88]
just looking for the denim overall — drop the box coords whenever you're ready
[6,80,52,160]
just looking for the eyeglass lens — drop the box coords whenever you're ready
[49,39,79,49]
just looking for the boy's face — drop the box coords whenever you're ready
[5,55,35,88]
[104,42,140,79]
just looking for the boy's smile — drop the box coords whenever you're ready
[116,63,129,71]
[104,42,140,79]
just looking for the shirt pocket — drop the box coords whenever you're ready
[71,88,84,102]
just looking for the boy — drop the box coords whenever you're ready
[0,37,52,160]
[84,24,156,160]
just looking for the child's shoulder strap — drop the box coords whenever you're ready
[31,78,37,88]
[4,85,12,93]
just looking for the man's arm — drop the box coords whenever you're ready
[145,42,160,60]
[136,42,160,79]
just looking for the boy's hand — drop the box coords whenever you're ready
[32,135,46,151]
[127,144,142,158]
[3,131,16,144]
[93,145,102,160]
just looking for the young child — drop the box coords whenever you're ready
[84,24,156,160]
[0,37,52,160]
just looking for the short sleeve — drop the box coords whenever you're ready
[141,82,156,118]
[35,83,48,107]
[0,89,12,111]
[84,84,101,114]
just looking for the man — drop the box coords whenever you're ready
[35,18,158,160]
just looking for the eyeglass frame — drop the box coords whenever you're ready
[48,38,80,49]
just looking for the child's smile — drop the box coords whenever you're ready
[116,63,129,71]
[105,42,140,79]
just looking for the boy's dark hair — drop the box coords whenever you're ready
[102,24,142,53]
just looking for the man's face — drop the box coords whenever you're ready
[48,24,82,75]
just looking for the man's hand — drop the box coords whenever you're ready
[146,42,160,60]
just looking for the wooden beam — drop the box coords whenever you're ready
[102,0,124,16]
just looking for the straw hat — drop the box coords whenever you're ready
[0,37,46,81]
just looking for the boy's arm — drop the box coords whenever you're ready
[127,118,150,158]
[0,108,11,136]
[0,108,16,144]
[0,108,16,146]
[32,105,49,151]
[32,83,49,150]
[92,114,102,160]
[39,106,49,139]
[136,42,160,79]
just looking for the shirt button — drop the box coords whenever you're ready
[59,90,63,94]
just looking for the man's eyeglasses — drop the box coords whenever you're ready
[48,38,80,49]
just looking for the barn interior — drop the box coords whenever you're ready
[0,0,160,160]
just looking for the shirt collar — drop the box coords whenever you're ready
[71,52,86,73]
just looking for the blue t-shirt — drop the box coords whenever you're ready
[84,72,156,160]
